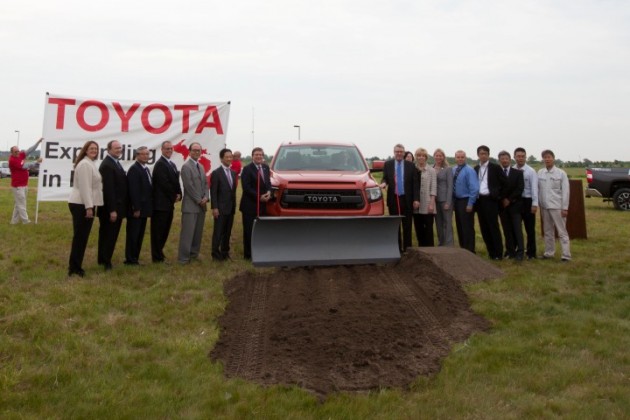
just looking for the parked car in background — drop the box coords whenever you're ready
[585,167,630,211]
[0,161,10,178]
[26,162,40,177]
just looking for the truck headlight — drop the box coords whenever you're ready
[366,186,382,203]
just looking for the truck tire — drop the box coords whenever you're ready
[613,188,630,211]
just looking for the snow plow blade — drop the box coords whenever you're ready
[251,216,402,267]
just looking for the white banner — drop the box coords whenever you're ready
[38,93,230,201]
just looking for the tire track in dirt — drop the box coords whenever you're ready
[383,267,450,352]
[231,274,268,378]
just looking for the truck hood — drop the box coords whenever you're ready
[271,170,377,187]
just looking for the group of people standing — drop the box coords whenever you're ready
[9,137,571,275]
[67,140,272,277]
[380,144,572,262]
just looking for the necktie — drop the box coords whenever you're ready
[453,165,463,193]
[145,167,152,185]
[396,161,403,195]
[169,160,177,173]
[225,168,233,188]
[504,168,508,176]
[196,162,202,176]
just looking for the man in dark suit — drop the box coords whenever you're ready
[98,140,128,270]
[210,148,237,261]
[498,150,525,260]
[124,146,153,265]
[379,144,420,252]
[151,141,182,263]
[474,145,506,260]
[239,147,271,260]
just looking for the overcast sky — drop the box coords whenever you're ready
[2,0,629,161]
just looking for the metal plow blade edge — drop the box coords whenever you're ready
[251,216,403,267]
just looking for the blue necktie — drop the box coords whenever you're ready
[396,161,404,195]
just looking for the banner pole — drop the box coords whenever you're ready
[35,92,50,224]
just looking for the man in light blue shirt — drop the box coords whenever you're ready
[452,150,479,253]
[513,147,539,259]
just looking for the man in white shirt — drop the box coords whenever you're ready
[513,147,539,259]
[474,145,506,260]
[538,149,571,261]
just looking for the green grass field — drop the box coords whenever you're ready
[0,176,628,419]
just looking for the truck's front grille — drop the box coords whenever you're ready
[281,189,364,209]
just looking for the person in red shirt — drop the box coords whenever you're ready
[9,138,43,224]
[230,150,242,183]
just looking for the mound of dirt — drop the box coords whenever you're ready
[210,247,502,396]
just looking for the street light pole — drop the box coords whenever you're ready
[293,125,301,140]
[14,130,20,148]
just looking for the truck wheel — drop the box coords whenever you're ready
[613,188,630,211]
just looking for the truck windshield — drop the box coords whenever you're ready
[273,145,366,171]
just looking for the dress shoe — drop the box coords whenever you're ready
[104,263,113,271]
[68,269,85,277]
[124,261,140,266]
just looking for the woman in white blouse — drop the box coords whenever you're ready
[68,141,104,277]
[413,148,437,246]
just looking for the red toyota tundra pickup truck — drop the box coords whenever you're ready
[266,141,384,216]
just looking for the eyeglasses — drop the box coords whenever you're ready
[190,149,202,153]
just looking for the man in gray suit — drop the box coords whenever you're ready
[177,142,209,264]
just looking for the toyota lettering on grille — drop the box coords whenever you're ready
[304,195,341,203]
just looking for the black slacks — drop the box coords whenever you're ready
[69,203,95,272]
[151,209,174,262]
[454,197,476,253]
[521,197,537,258]
[413,213,435,247]
[98,214,123,266]
[212,214,234,260]
[388,195,413,252]
[475,195,503,259]
[500,200,524,258]
[242,212,256,259]
[125,216,148,264]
